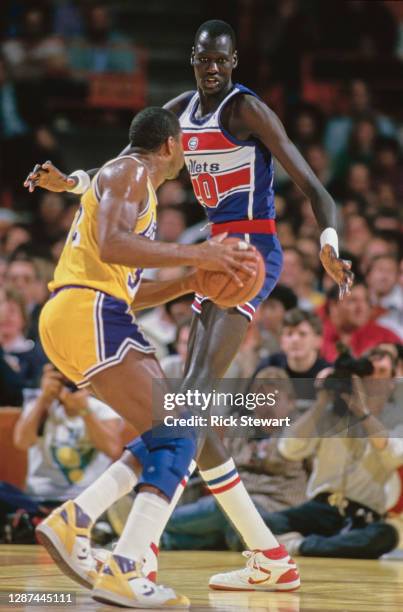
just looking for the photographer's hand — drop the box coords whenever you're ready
[13,364,62,451]
[60,388,122,460]
[341,375,388,450]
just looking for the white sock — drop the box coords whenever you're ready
[143,459,197,580]
[74,461,137,523]
[199,458,279,550]
[114,492,170,562]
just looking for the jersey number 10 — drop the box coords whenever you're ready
[191,173,219,208]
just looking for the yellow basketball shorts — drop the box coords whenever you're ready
[39,286,155,387]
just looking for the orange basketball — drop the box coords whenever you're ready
[196,237,266,308]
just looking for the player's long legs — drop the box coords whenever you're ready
[180,302,279,550]
[182,302,249,468]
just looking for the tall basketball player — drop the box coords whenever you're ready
[26,20,353,592]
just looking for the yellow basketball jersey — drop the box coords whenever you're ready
[49,155,157,304]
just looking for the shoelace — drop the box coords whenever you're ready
[243,550,262,574]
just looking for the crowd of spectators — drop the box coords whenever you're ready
[0,1,402,558]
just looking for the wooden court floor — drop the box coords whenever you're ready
[1,545,403,611]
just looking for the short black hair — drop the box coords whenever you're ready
[129,107,180,152]
[194,19,236,49]
[265,284,298,311]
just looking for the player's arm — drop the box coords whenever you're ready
[24,161,98,193]
[163,91,195,114]
[132,272,201,312]
[24,92,194,192]
[97,158,257,281]
[229,95,353,297]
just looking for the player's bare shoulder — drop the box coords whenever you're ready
[97,155,148,202]
[222,93,269,140]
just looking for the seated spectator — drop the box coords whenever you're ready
[157,180,187,208]
[339,194,367,220]
[332,117,378,181]
[0,288,46,388]
[286,103,324,152]
[304,144,332,190]
[265,346,401,559]
[255,308,330,405]
[0,343,24,407]
[342,213,373,258]
[6,256,45,341]
[162,369,307,550]
[256,284,298,355]
[324,80,396,160]
[336,163,377,209]
[0,257,6,284]
[30,191,66,248]
[296,237,324,278]
[138,289,193,359]
[3,224,32,257]
[157,206,186,243]
[372,209,400,234]
[372,136,403,201]
[0,286,23,406]
[320,282,401,362]
[160,319,192,378]
[68,5,136,74]
[366,255,403,338]
[279,247,324,310]
[0,57,46,210]
[53,0,84,39]
[359,232,399,275]
[0,364,121,527]
[230,319,265,379]
[1,7,67,80]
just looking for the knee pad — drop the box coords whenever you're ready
[125,436,149,465]
[136,428,197,500]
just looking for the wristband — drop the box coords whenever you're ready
[356,411,371,423]
[320,227,339,258]
[69,170,91,194]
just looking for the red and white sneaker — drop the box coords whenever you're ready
[208,545,300,592]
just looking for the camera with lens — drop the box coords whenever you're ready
[322,344,374,416]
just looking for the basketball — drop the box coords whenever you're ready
[196,237,266,308]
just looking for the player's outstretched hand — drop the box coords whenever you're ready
[320,244,354,300]
[23,160,76,193]
[196,232,259,287]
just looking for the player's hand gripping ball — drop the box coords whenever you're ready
[196,237,265,307]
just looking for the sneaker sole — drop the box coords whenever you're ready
[36,523,94,589]
[209,578,301,592]
[92,588,189,609]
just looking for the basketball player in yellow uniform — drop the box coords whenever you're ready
[33,107,257,609]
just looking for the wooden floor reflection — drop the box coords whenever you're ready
[1,545,403,611]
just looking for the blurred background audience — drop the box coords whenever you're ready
[0,0,402,551]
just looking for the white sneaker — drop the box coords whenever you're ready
[92,553,190,608]
[209,545,300,592]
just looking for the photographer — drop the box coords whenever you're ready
[262,346,402,559]
[162,369,308,551]
[0,364,122,531]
